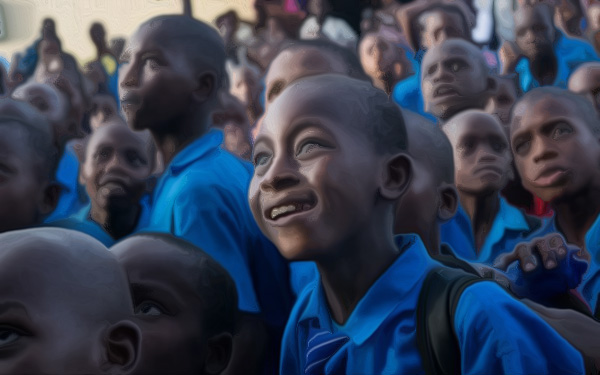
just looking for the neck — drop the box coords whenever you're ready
[530,51,557,85]
[90,202,141,240]
[151,112,210,166]
[317,214,400,325]
[459,190,500,252]
[553,186,600,252]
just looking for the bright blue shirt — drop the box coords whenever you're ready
[515,32,599,93]
[280,234,584,375]
[440,197,552,265]
[145,129,293,319]
[48,195,151,247]
[576,212,600,314]
[45,142,89,223]
[392,49,437,122]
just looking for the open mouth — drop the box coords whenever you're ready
[433,86,458,98]
[266,197,316,221]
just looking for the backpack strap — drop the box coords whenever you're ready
[416,266,482,375]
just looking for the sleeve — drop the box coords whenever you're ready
[454,281,585,375]
[172,183,261,314]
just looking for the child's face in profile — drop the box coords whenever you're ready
[12,82,70,146]
[249,83,384,260]
[447,113,512,195]
[111,237,210,374]
[421,42,489,119]
[0,125,48,232]
[485,76,518,128]
[418,10,467,50]
[119,24,198,132]
[81,124,152,210]
[511,95,600,202]
[359,33,408,83]
[514,6,555,60]
[264,48,346,106]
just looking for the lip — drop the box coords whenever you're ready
[432,85,459,98]
[474,165,505,176]
[120,92,142,109]
[534,167,569,186]
[263,193,317,224]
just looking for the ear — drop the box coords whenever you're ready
[205,332,233,375]
[379,153,412,200]
[39,182,61,216]
[436,183,458,222]
[104,320,141,374]
[193,71,217,103]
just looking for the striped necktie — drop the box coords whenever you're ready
[304,327,349,375]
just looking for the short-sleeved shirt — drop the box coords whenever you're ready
[515,32,599,93]
[48,195,151,247]
[440,197,551,264]
[144,129,293,321]
[280,234,584,375]
[571,212,600,315]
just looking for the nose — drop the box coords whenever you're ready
[432,63,451,83]
[532,137,558,163]
[260,155,300,192]
[105,152,128,175]
[119,61,138,89]
[476,145,498,163]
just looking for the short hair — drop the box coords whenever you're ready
[422,38,490,78]
[275,39,369,81]
[131,232,237,336]
[277,75,407,153]
[404,110,454,184]
[140,15,226,94]
[511,87,600,135]
[0,97,57,179]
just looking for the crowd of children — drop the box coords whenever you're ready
[2,0,600,373]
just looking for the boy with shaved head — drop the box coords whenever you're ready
[0,228,140,374]
[568,62,600,114]
[251,74,584,374]
[119,15,293,373]
[421,38,496,123]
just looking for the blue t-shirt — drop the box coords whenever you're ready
[515,32,599,93]
[48,195,151,247]
[392,49,437,122]
[280,234,584,375]
[144,129,293,322]
[571,212,600,314]
[441,197,552,265]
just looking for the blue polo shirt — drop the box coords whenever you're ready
[280,234,584,374]
[145,129,293,320]
[440,197,551,265]
[573,213,600,314]
[515,32,599,93]
[48,195,151,247]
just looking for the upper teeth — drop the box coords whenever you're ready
[271,204,297,219]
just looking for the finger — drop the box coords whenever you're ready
[493,246,522,270]
[547,233,568,261]
[517,243,538,272]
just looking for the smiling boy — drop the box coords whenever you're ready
[510,87,600,316]
[250,74,584,374]
[119,15,293,373]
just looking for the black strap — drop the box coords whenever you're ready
[416,267,482,375]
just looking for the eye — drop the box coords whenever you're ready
[95,147,112,162]
[458,140,475,154]
[497,95,512,106]
[143,57,161,71]
[296,141,325,157]
[551,122,573,140]
[135,301,166,317]
[126,150,147,168]
[0,328,23,348]
[514,138,531,155]
[533,24,547,32]
[426,64,437,76]
[491,139,507,152]
[449,61,467,73]
[253,152,271,167]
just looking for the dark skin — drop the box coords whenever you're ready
[249,75,411,324]
[80,122,153,240]
[444,111,513,252]
[568,62,600,114]
[485,75,518,131]
[418,9,469,51]
[0,228,141,374]
[112,236,233,375]
[511,92,600,255]
[421,39,496,121]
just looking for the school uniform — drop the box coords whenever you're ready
[570,213,600,316]
[440,197,551,265]
[48,195,151,247]
[280,234,584,375]
[144,127,293,325]
[515,32,599,93]
[44,142,88,223]
[392,49,436,122]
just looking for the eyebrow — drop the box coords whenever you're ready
[0,301,30,317]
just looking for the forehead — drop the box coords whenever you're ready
[512,95,581,133]
[451,113,506,141]
[570,66,600,91]
[0,123,35,157]
[515,7,549,27]
[267,48,343,84]
[420,9,463,27]
[88,125,148,152]
[424,44,476,66]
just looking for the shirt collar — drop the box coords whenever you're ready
[168,129,223,175]
[298,234,437,345]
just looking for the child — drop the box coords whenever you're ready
[299,0,358,49]
[484,74,519,132]
[0,98,58,232]
[0,228,140,374]
[358,30,413,95]
[421,38,496,123]
[568,61,600,113]
[510,86,600,316]
[111,233,236,375]
[264,39,369,108]
[501,2,598,92]
[49,120,154,246]
[250,74,584,374]
[226,59,263,126]
[440,110,551,264]
[119,15,293,374]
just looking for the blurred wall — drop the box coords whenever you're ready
[0,0,256,62]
